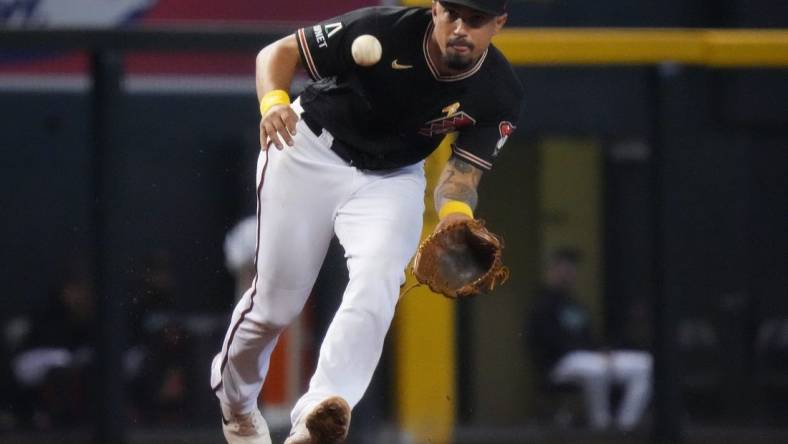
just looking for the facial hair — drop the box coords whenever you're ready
[444,38,475,70]
[445,53,473,70]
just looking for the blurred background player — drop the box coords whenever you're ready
[6,260,95,430]
[224,216,258,302]
[527,248,653,431]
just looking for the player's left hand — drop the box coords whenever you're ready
[260,103,299,150]
[413,218,509,299]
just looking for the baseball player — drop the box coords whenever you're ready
[211,1,523,443]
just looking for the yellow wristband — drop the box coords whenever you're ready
[439,200,474,220]
[259,89,291,116]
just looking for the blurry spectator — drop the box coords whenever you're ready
[0,317,20,431]
[129,320,191,424]
[526,248,652,431]
[126,249,193,424]
[127,248,179,343]
[6,259,95,430]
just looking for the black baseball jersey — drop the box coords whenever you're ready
[295,6,523,171]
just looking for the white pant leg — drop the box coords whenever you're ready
[609,350,653,430]
[290,162,426,424]
[212,105,357,414]
[551,350,613,429]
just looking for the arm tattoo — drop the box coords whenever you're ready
[452,159,474,173]
[434,156,483,212]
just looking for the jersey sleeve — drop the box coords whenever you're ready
[452,51,525,171]
[452,113,521,171]
[295,7,384,81]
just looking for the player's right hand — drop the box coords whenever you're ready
[260,104,299,150]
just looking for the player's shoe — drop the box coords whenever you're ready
[284,396,351,444]
[221,403,272,444]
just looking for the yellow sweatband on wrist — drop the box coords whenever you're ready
[259,89,291,116]
[439,200,474,220]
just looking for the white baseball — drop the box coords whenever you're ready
[351,34,382,67]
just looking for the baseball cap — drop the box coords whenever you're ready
[438,0,508,16]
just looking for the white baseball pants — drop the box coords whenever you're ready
[550,350,653,430]
[211,99,426,426]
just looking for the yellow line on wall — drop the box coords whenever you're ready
[492,28,788,67]
[703,30,788,66]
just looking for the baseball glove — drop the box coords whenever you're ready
[412,218,509,299]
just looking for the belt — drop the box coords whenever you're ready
[301,113,323,138]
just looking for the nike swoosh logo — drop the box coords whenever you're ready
[391,59,413,70]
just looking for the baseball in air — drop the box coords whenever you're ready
[351,34,382,67]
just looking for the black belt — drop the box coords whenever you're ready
[302,113,323,137]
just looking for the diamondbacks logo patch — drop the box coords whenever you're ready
[419,102,476,137]
[493,121,516,157]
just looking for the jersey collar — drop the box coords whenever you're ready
[423,22,488,82]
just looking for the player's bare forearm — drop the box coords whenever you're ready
[434,156,483,216]
[256,34,302,149]
[256,34,301,100]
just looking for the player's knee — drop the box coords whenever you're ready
[579,365,608,381]
[628,353,653,376]
[250,280,310,327]
[638,355,654,378]
[250,299,303,329]
[256,318,289,334]
[255,307,300,330]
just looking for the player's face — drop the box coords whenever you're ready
[431,1,507,71]
[547,260,578,291]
